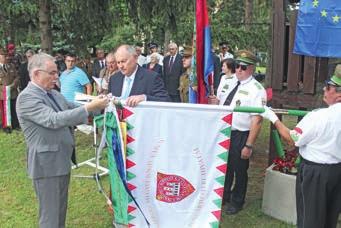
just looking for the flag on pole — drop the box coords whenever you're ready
[195,0,214,104]
[123,101,231,227]
[294,0,341,57]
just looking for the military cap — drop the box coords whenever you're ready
[0,48,7,55]
[235,49,258,65]
[327,64,341,86]
[148,42,158,49]
[183,46,193,57]
[219,42,228,48]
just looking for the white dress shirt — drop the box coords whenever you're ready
[290,103,341,164]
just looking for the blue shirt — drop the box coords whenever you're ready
[60,67,90,102]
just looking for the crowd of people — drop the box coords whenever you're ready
[0,41,340,228]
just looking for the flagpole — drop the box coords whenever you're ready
[73,93,308,117]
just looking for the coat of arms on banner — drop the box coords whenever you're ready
[156,172,195,203]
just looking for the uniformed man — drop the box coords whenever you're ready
[178,46,192,103]
[261,65,341,228]
[209,50,266,214]
[218,41,234,62]
[0,48,20,132]
[178,46,198,103]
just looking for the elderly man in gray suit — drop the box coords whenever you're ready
[16,53,108,228]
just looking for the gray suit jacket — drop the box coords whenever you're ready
[16,82,89,179]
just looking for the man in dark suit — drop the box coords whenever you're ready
[16,53,108,228]
[92,48,106,78]
[18,49,35,91]
[109,44,170,107]
[162,42,184,102]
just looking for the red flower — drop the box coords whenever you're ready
[272,148,299,175]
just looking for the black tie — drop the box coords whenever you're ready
[169,56,174,68]
[224,81,241,106]
[47,92,63,111]
[47,92,77,165]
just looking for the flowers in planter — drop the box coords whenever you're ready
[272,149,299,175]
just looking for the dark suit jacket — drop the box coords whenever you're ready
[19,62,30,91]
[109,65,170,102]
[162,54,184,95]
[92,59,105,78]
[212,52,222,93]
[143,63,163,77]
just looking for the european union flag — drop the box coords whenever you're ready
[294,0,341,57]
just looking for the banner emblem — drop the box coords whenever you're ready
[156,172,195,203]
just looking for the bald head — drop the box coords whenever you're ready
[115,45,138,76]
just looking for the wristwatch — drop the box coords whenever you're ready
[244,144,253,149]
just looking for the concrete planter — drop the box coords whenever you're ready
[262,165,297,225]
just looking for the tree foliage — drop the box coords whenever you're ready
[0,0,271,54]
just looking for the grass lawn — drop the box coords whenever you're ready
[0,119,299,227]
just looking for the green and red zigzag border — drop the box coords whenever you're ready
[210,113,232,228]
[122,107,137,227]
[121,108,232,227]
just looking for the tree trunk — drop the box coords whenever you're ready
[245,0,253,30]
[39,0,52,54]
[164,28,171,54]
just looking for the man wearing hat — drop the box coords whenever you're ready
[178,46,194,103]
[209,50,266,214]
[261,65,341,228]
[0,48,20,133]
[219,41,234,62]
[146,42,163,66]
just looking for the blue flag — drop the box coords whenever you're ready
[294,0,341,58]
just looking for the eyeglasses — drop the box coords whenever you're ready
[38,69,59,76]
[235,62,248,71]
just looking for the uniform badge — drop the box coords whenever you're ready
[238,90,249,95]
[156,172,195,203]
[236,100,241,106]
[223,84,229,90]
[289,127,303,142]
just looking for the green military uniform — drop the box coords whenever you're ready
[179,69,191,103]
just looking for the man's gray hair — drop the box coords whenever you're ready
[106,51,116,61]
[28,53,55,78]
[25,49,35,56]
[116,44,137,56]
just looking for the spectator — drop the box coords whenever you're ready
[60,52,92,102]
[135,43,147,67]
[146,42,164,66]
[218,41,234,62]
[98,52,118,94]
[162,42,184,102]
[92,48,106,78]
[143,52,162,76]
[19,49,35,91]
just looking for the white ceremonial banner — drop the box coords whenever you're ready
[123,102,232,228]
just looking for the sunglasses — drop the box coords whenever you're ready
[235,62,248,71]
